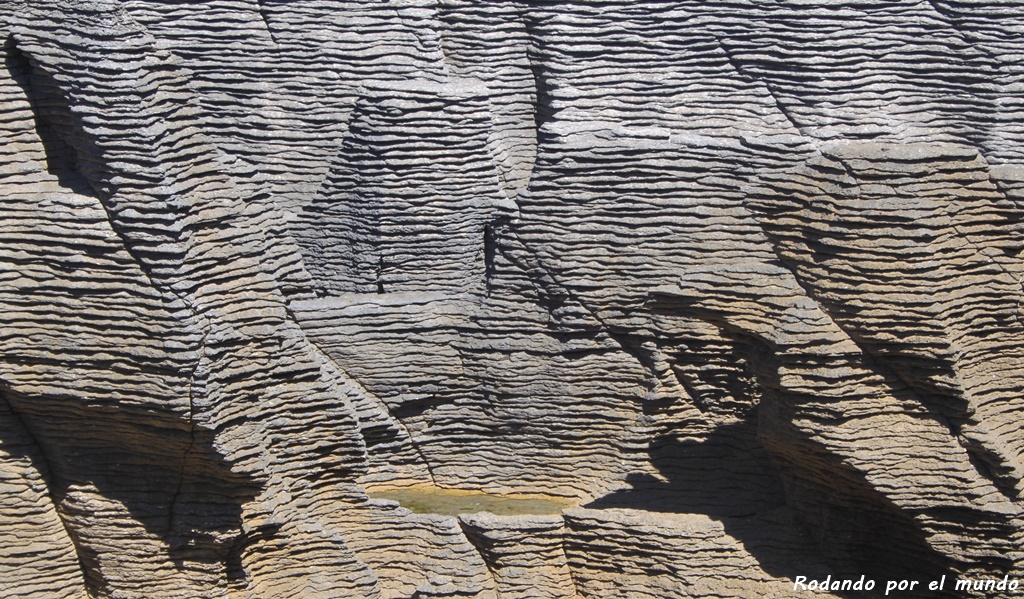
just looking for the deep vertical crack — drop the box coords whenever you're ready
[256,1,280,46]
[166,329,207,542]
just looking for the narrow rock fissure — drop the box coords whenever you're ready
[519,10,554,138]
[483,223,495,294]
[255,0,280,46]
[166,329,206,543]
[375,255,386,294]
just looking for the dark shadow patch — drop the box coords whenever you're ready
[588,419,785,518]
[0,385,260,595]
[4,37,86,191]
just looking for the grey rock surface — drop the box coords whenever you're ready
[1,1,1023,598]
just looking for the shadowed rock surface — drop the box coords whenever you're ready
[0,1,1022,598]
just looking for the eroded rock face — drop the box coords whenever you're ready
[0,1,1022,598]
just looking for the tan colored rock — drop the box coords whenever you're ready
[2,1,1024,598]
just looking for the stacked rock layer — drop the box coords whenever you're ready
[0,1,1022,598]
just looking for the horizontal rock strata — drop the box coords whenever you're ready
[1,1,1023,598]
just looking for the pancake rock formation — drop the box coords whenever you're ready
[1,1,1023,598]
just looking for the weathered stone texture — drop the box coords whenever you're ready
[1,1,1023,598]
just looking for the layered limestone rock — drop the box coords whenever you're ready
[1,1,1023,598]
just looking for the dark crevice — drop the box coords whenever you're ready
[483,218,513,296]
[375,255,386,294]
[165,330,206,543]
[255,1,280,46]
[519,11,555,139]
[483,223,494,293]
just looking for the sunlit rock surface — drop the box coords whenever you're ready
[1,1,1023,597]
